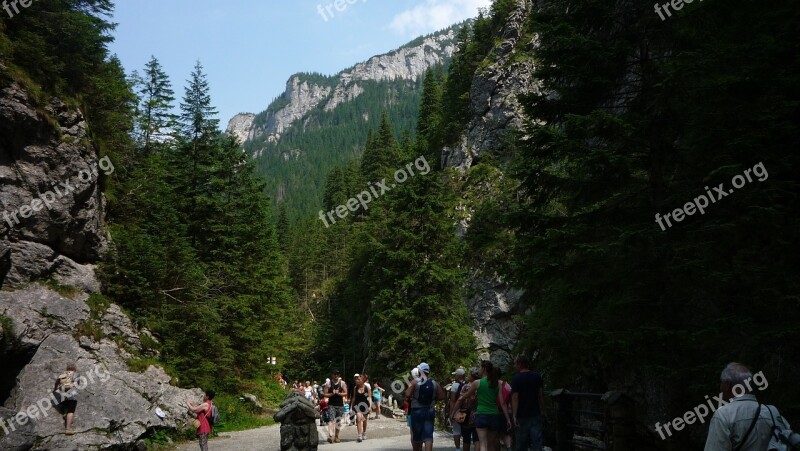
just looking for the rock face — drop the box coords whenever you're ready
[0,79,108,293]
[227,25,461,154]
[443,0,537,171]
[0,285,202,450]
[226,113,256,143]
[441,0,536,369]
[0,72,201,450]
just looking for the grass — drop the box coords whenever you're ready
[212,393,276,433]
[42,279,80,299]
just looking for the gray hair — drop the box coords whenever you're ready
[720,362,752,385]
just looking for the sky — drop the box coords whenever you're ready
[109,0,492,128]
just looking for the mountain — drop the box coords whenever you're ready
[227,24,466,218]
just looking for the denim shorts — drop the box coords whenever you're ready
[475,413,502,431]
[410,407,435,443]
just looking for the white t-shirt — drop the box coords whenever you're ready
[304,387,314,399]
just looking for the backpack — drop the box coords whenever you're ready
[766,406,800,451]
[207,403,220,426]
[416,378,436,406]
[58,371,75,392]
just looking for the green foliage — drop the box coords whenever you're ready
[212,393,275,433]
[480,0,800,438]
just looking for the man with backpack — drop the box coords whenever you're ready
[704,363,798,450]
[450,368,467,451]
[405,362,447,451]
[187,390,218,451]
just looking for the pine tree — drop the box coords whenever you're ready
[135,56,176,152]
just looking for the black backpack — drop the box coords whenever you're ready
[416,379,436,406]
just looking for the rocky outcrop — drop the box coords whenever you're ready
[0,79,109,292]
[467,270,527,370]
[226,113,256,143]
[443,0,537,171]
[0,285,202,450]
[227,26,461,154]
[441,1,537,369]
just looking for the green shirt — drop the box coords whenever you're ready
[477,377,500,415]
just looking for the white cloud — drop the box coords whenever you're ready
[388,0,493,37]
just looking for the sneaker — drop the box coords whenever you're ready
[327,437,333,443]
[65,429,75,436]
[334,436,341,443]
[357,435,363,443]
[362,433,367,440]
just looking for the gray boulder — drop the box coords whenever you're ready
[0,285,203,450]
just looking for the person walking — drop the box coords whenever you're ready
[186,390,215,451]
[454,361,512,451]
[497,368,514,451]
[450,368,467,451]
[704,362,790,450]
[405,363,447,451]
[511,355,545,451]
[452,368,481,451]
[53,363,79,435]
[372,382,385,419]
[353,374,373,442]
[324,369,347,443]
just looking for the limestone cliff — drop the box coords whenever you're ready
[226,25,461,154]
[0,71,201,450]
[443,0,536,369]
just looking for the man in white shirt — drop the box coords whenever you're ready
[704,363,777,450]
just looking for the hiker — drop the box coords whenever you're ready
[324,369,347,443]
[353,374,373,442]
[454,361,512,451]
[303,381,315,402]
[704,363,791,450]
[406,367,421,439]
[511,355,545,451]
[318,395,330,427]
[405,362,447,451]
[187,390,215,451]
[372,382,385,419]
[53,363,79,435]
[450,367,467,451]
[457,368,482,451]
[496,368,513,451]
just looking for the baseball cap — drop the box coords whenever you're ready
[332,369,340,375]
[354,373,361,378]
[452,368,466,376]
[418,362,431,374]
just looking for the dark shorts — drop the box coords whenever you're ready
[58,400,77,414]
[329,405,344,422]
[410,407,435,443]
[462,426,479,444]
[475,413,502,431]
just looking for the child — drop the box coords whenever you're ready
[318,396,330,427]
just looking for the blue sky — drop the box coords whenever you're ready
[109,0,491,127]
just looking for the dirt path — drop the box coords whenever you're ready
[174,417,454,451]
